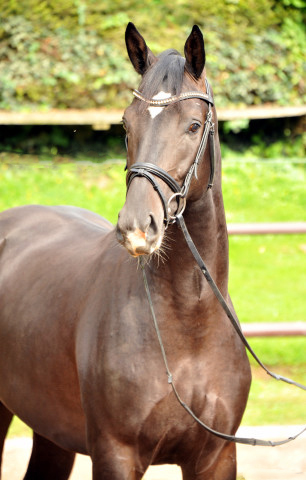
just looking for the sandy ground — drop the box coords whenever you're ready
[2,426,305,480]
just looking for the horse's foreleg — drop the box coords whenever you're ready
[181,442,237,480]
[23,432,75,480]
[0,402,13,476]
[90,439,143,480]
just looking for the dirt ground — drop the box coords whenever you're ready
[2,426,305,480]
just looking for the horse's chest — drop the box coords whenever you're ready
[89,339,232,440]
[80,290,247,455]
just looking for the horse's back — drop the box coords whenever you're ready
[0,204,113,272]
[0,204,113,238]
[0,204,114,309]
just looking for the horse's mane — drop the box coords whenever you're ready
[139,49,185,100]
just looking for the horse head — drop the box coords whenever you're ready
[116,23,215,256]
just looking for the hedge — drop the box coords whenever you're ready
[0,0,305,110]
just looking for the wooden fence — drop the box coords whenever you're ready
[227,222,306,236]
[0,104,305,130]
[242,322,306,338]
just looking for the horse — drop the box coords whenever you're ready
[0,23,251,479]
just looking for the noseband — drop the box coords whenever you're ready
[126,78,215,226]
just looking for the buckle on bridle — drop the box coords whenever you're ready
[167,192,186,223]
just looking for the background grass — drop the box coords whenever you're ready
[1,157,305,435]
[0,158,126,222]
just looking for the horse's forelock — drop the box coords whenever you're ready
[138,50,185,105]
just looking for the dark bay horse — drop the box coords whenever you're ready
[0,24,251,479]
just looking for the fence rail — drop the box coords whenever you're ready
[227,222,306,235]
[0,104,305,129]
[242,322,306,337]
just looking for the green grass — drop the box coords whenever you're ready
[222,159,305,222]
[1,156,305,433]
[223,160,306,367]
[8,417,32,438]
[242,366,306,426]
[0,157,126,224]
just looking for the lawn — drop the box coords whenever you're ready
[0,157,126,224]
[1,156,305,434]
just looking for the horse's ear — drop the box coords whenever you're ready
[125,22,156,75]
[184,25,205,79]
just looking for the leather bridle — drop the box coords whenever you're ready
[124,79,306,447]
[126,78,215,226]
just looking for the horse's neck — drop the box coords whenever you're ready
[151,184,229,313]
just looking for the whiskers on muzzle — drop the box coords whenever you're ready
[116,204,166,257]
[116,219,173,262]
[116,224,162,257]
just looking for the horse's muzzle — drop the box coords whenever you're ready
[116,213,162,257]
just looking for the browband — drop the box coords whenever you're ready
[133,89,214,107]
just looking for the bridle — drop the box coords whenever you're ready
[127,78,215,226]
[124,79,306,447]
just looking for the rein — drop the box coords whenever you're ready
[127,79,306,446]
[176,213,306,391]
[140,257,306,447]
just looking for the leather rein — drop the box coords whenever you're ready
[126,79,306,447]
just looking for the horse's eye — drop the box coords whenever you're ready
[189,123,201,133]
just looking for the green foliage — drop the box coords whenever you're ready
[0,15,134,109]
[0,0,305,110]
[220,117,306,159]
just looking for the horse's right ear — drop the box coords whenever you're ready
[125,23,156,75]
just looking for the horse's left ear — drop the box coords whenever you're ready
[125,22,156,75]
[184,25,205,79]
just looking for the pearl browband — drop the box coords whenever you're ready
[132,89,214,107]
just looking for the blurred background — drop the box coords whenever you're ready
[0,0,305,158]
[0,0,305,433]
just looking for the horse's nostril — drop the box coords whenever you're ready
[146,214,158,242]
[116,224,124,244]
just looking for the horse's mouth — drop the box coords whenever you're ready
[116,225,163,257]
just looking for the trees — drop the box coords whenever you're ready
[0,0,304,110]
